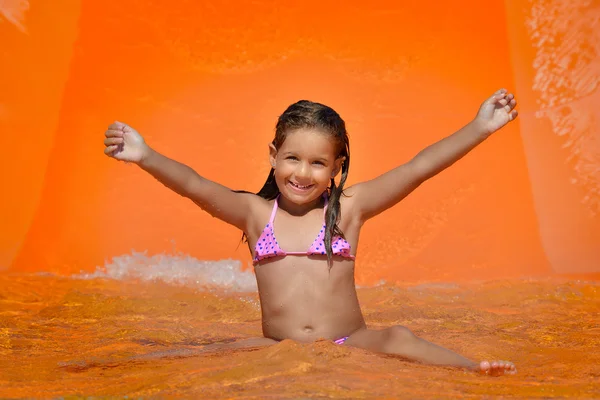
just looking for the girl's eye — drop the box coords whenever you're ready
[312,161,325,166]
[287,156,298,160]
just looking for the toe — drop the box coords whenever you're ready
[479,360,517,376]
[490,361,505,377]
[480,360,491,374]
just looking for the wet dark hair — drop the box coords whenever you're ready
[240,100,350,264]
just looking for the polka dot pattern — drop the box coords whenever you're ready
[254,223,286,260]
[306,227,352,257]
[253,194,354,264]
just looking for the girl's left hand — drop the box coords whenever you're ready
[475,89,518,135]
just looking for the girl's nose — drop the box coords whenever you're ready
[295,161,310,179]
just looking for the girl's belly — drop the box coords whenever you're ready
[261,309,366,342]
[255,259,366,342]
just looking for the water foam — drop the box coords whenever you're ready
[75,250,258,292]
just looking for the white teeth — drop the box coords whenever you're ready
[291,182,311,189]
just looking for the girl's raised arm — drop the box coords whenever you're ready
[104,122,256,232]
[349,89,518,222]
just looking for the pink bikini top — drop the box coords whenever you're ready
[253,193,355,264]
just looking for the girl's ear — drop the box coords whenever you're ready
[331,156,346,178]
[269,143,278,169]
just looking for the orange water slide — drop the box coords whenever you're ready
[1,0,598,283]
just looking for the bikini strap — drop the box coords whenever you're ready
[269,195,280,224]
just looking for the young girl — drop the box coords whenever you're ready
[104,89,518,376]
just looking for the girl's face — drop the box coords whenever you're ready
[270,128,344,205]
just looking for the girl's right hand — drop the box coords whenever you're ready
[104,121,150,163]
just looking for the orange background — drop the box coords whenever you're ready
[1,0,598,283]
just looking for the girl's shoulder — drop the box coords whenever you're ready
[244,193,278,234]
[339,185,360,212]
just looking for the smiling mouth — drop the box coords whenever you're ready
[289,181,314,190]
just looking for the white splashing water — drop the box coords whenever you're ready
[75,251,258,293]
[526,0,600,216]
[0,0,29,33]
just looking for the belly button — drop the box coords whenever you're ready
[303,326,313,333]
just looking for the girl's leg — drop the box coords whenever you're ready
[79,337,280,367]
[344,326,516,376]
[199,337,279,353]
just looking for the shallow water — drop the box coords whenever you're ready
[1,272,598,398]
